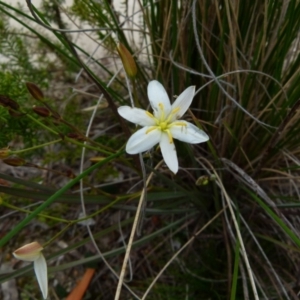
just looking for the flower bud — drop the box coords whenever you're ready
[26,82,44,101]
[32,106,51,117]
[3,157,26,167]
[0,95,20,110]
[13,241,43,262]
[0,147,10,159]
[196,176,209,186]
[117,43,137,78]
[196,175,216,186]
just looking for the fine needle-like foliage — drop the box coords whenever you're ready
[0,0,300,299]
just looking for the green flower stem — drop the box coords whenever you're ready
[77,193,139,222]
[32,107,113,152]
[27,114,113,155]
[64,137,112,154]
[27,114,58,135]
[58,118,113,151]
[43,223,73,247]
[1,201,69,223]
[0,150,125,247]
[11,139,62,155]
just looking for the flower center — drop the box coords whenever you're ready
[145,103,186,143]
[159,121,168,131]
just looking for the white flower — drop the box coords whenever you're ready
[118,80,209,174]
[13,241,48,299]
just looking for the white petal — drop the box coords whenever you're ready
[118,106,156,126]
[34,254,48,299]
[170,86,195,121]
[147,80,171,118]
[170,121,209,144]
[126,126,161,154]
[160,133,178,174]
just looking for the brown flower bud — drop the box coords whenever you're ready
[0,95,20,110]
[3,157,26,167]
[32,106,51,117]
[26,82,44,101]
[117,43,137,78]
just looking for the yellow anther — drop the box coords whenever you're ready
[158,103,164,110]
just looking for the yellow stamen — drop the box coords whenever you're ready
[172,121,187,127]
[145,111,154,118]
[166,130,173,143]
[171,107,180,114]
[145,126,157,134]
[145,104,185,143]
[158,103,165,121]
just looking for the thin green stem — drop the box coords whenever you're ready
[1,201,70,223]
[27,113,113,155]
[26,114,58,135]
[0,150,125,247]
[11,139,61,155]
[43,223,73,247]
